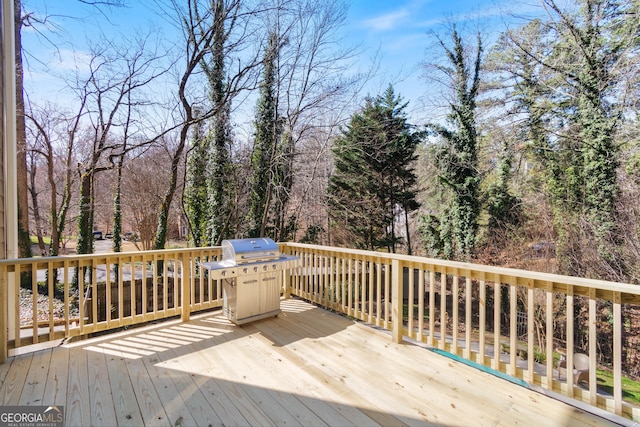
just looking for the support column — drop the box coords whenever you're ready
[181,252,191,322]
[391,259,403,344]
[2,0,19,364]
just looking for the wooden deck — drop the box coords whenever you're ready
[0,298,627,426]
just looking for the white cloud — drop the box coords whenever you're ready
[363,9,410,31]
[384,32,426,53]
[23,47,94,110]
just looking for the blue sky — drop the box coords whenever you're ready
[345,0,518,118]
[21,0,533,123]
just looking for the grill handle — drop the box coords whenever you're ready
[240,252,278,260]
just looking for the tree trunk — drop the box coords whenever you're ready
[14,0,31,258]
[48,164,60,256]
[27,154,45,254]
[404,204,412,255]
[76,170,94,255]
[113,161,123,253]
[154,127,188,250]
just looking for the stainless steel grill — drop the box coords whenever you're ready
[201,238,299,325]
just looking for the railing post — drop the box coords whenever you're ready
[281,244,292,300]
[588,287,597,406]
[613,291,622,416]
[181,252,191,322]
[0,265,6,364]
[282,269,291,300]
[391,259,403,344]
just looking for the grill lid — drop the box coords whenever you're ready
[222,238,280,264]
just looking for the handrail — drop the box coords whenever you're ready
[281,242,640,300]
[0,246,222,359]
[1,242,639,421]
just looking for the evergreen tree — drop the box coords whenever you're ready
[184,111,210,247]
[422,28,482,260]
[183,0,234,246]
[569,0,622,270]
[328,85,421,253]
[485,140,521,234]
[273,131,295,241]
[207,104,233,245]
[487,19,584,272]
[497,0,637,278]
[247,32,283,238]
[205,0,233,245]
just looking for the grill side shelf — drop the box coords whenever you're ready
[200,255,299,280]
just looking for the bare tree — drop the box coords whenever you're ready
[122,145,173,250]
[73,36,166,255]
[249,0,366,240]
[26,150,45,254]
[152,0,264,249]
[26,97,86,257]
[16,0,129,259]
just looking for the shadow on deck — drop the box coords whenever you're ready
[0,298,628,426]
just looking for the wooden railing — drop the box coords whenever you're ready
[1,242,639,421]
[280,243,640,421]
[0,246,222,353]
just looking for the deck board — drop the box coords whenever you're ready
[87,347,118,426]
[0,298,628,426]
[41,345,68,408]
[65,340,90,427]
[106,353,146,426]
[0,351,30,405]
[141,347,199,427]
[18,346,50,406]
[125,357,171,426]
[0,356,10,391]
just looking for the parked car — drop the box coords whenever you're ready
[123,232,139,241]
[529,241,555,258]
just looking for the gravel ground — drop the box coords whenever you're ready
[19,288,79,326]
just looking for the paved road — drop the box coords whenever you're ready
[93,238,114,254]
[37,238,175,283]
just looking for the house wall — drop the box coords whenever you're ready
[1,0,18,363]
[1,1,6,261]
[1,0,7,363]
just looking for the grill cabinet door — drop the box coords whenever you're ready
[236,274,261,319]
[260,272,281,315]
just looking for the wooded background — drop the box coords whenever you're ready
[15,0,640,285]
